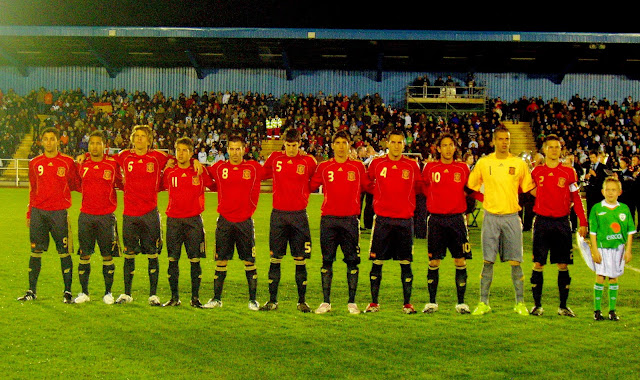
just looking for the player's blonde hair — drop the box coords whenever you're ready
[130,124,153,147]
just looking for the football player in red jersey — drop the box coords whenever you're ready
[260,128,317,312]
[364,130,422,314]
[529,134,588,317]
[422,133,475,314]
[204,134,263,310]
[74,130,123,305]
[309,130,372,314]
[161,137,213,308]
[111,125,171,305]
[19,127,81,303]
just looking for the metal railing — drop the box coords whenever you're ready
[0,158,30,187]
[406,85,487,100]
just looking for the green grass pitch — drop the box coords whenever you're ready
[1,187,639,379]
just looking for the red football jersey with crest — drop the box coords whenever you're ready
[422,161,470,214]
[79,156,122,215]
[28,153,80,217]
[263,151,317,211]
[114,149,170,216]
[208,160,263,222]
[532,163,588,226]
[367,155,422,219]
[163,164,214,219]
[310,158,371,216]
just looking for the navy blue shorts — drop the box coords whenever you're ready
[166,215,206,260]
[369,216,413,262]
[216,215,255,262]
[532,215,573,265]
[427,213,472,261]
[122,209,162,255]
[269,209,311,260]
[320,215,361,264]
[78,212,121,257]
[30,208,71,254]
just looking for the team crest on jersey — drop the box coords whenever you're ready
[454,172,462,182]
[192,176,200,186]
[103,170,113,180]
[620,213,626,222]
[347,171,356,181]
[508,167,515,175]
[402,169,410,179]
[146,162,155,173]
[557,177,566,187]
[57,167,66,177]
[243,169,252,179]
[297,165,306,175]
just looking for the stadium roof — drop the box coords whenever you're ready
[2,26,640,82]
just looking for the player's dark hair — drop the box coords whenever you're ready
[386,129,405,141]
[283,128,301,143]
[175,137,194,152]
[41,127,59,139]
[544,134,560,143]
[435,132,458,160]
[228,134,246,146]
[332,130,351,143]
[492,125,510,140]
[620,156,630,166]
[89,130,105,141]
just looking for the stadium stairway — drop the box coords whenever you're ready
[502,121,536,156]
[1,132,33,183]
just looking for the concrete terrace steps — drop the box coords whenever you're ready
[1,132,33,182]
[502,121,536,155]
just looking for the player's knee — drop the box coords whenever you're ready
[453,258,466,267]
[557,263,568,271]
[429,259,441,268]
[483,260,494,265]
[293,257,306,265]
[533,262,544,270]
[509,260,521,266]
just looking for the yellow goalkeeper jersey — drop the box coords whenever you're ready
[468,153,535,214]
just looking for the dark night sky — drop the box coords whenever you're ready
[0,1,633,33]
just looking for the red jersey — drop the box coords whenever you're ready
[310,158,371,216]
[163,164,214,219]
[79,156,122,215]
[422,161,469,214]
[28,153,80,216]
[208,160,263,222]
[367,155,422,219]
[531,163,588,226]
[263,151,317,211]
[114,149,170,216]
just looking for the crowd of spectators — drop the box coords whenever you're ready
[18,86,500,166]
[4,86,640,178]
[498,94,640,171]
[0,89,38,171]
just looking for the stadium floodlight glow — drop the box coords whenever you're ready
[259,53,282,58]
[385,55,409,59]
[510,57,535,61]
[321,54,347,58]
[442,56,467,60]
[128,52,153,55]
[200,52,223,56]
[626,58,640,62]
[578,58,598,62]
